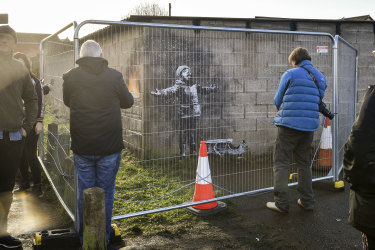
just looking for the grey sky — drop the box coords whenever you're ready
[2,0,375,33]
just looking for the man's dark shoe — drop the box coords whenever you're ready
[0,234,22,249]
[298,199,314,211]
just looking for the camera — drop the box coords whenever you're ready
[319,101,334,120]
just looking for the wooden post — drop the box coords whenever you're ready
[83,187,107,250]
[46,123,58,167]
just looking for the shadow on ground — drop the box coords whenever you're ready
[8,181,361,249]
[121,181,362,250]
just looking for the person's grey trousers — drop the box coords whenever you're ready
[273,126,315,211]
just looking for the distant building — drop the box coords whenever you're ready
[16,32,50,77]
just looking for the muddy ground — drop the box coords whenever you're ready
[8,179,362,250]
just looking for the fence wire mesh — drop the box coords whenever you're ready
[335,37,358,174]
[40,23,76,220]
[39,21,356,221]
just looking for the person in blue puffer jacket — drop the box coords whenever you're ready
[266,47,326,213]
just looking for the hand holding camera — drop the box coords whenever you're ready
[319,101,334,120]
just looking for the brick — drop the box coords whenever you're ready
[358,66,375,78]
[257,116,276,131]
[222,21,247,28]
[222,104,245,119]
[200,103,222,119]
[357,24,374,32]
[245,104,268,118]
[251,21,290,31]
[199,29,236,39]
[315,66,332,77]
[279,39,299,54]
[356,32,375,43]
[340,23,359,32]
[296,34,318,42]
[232,92,257,105]
[254,52,288,66]
[233,36,255,53]
[257,64,286,78]
[255,40,279,53]
[211,38,234,53]
[233,118,257,132]
[340,31,357,44]
[297,22,318,32]
[358,43,375,56]
[244,78,268,93]
[231,131,249,146]
[245,127,277,145]
[358,76,375,85]
[200,20,223,27]
[317,23,336,35]
[225,77,244,93]
[267,78,280,92]
[256,92,274,105]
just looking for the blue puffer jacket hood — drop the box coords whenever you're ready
[273,60,326,132]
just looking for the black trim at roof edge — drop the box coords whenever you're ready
[127,15,375,34]
[127,15,375,24]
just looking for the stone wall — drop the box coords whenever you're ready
[94,24,337,158]
[135,16,374,110]
[52,18,364,159]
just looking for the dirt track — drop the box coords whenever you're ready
[9,181,361,249]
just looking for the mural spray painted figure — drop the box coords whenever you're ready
[151,65,218,156]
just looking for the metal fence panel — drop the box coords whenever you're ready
[334,36,358,178]
[39,20,356,222]
[39,22,77,222]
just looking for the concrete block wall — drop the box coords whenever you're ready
[134,27,335,158]
[47,18,362,159]
[339,23,375,111]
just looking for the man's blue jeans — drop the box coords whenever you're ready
[74,152,121,244]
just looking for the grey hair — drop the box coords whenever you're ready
[79,40,102,58]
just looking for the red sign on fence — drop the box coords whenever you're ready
[317,46,329,53]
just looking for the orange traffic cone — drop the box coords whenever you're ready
[318,118,332,168]
[186,141,226,216]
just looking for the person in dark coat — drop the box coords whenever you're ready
[14,52,48,196]
[344,83,375,250]
[0,25,38,249]
[63,40,134,247]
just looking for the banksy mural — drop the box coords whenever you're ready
[206,139,247,156]
[151,65,218,156]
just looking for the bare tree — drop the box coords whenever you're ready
[124,2,168,19]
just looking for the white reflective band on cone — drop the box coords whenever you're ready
[320,124,332,149]
[195,156,212,184]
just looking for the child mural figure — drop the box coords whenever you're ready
[151,65,218,156]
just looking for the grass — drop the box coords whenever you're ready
[41,103,231,238]
[113,150,200,237]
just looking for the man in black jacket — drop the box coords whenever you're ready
[344,83,375,249]
[63,40,134,246]
[0,25,38,249]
